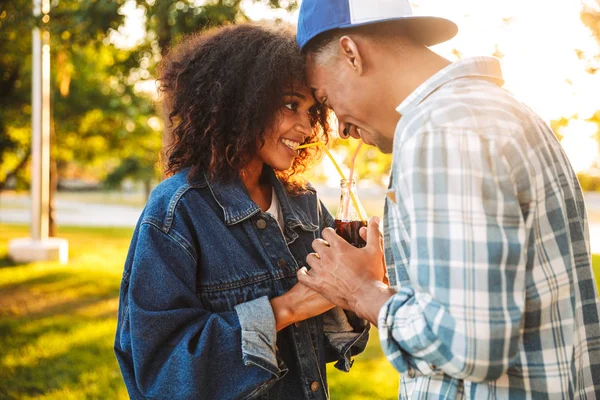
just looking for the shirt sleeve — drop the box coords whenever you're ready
[316,198,371,371]
[379,129,528,382]
[117,221,285,399]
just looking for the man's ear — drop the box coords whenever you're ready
[338,36,363,75]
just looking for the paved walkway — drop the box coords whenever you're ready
[0,195,143,227]
[3,188,600,253]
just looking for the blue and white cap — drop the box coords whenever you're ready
[297,0,458,51]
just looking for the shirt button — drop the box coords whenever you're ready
[310,381,319,392]
[256,219,267,229]
[277,259,286,268]
[407,366,416,379]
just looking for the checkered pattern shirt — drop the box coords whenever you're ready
[378,57,600,399]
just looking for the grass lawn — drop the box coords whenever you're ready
[0,224,398,400]
[1,224,599,399]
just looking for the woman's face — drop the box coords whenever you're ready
[256,85,318,171]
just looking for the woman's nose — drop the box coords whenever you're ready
[296,113,312,139]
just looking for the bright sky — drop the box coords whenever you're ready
[116,0,600,172]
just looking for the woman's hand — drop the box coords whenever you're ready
[270,281,335,331]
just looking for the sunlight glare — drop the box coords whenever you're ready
[559,119,599,172]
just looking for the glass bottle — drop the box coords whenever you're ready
[334,179,368,248]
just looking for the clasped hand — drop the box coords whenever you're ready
[298,216,388,313]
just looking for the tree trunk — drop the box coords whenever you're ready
[48,100,58,236]
[144,179,152,201]
[48,151,58,237]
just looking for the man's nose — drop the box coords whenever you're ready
[339,122,351,139]
[339,123,360,139]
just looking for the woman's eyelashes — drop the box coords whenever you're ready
[284,101,299,111]
[283,100,321,127]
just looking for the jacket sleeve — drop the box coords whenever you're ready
[316,198,371,371]
[116,221,285,399]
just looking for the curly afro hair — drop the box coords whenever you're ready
[158,23,331,193]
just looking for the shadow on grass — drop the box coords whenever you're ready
[1,271,74,288]
[0,288,124,399]
[2,287,119,320]
[0,338,124,400]
[0,256,17,268]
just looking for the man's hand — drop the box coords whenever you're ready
[298,216,395,324]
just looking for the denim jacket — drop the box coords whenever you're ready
[114,168,369,399]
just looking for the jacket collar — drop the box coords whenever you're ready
[196,168,318,232]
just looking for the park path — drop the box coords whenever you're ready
[4,188,600,253]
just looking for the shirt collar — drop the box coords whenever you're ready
[202,167,317,231]
[395,56,505,117]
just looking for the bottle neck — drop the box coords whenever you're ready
[336,179,365,222]
[340,179,357,191]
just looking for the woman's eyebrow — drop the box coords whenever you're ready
[283,91,306,99]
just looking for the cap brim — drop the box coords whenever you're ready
[339,16,458,47]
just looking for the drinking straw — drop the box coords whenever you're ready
[297,142,365,221]
[344,140,363,220]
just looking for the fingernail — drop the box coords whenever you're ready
[372,216,380,224]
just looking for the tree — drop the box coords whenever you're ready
[3,0,401,197]
[580,2,600,139]
[0,0,130,190]
[1,1,302,193]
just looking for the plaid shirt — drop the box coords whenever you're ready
[378,57,600,399]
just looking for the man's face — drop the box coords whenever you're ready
[306,52,394,154]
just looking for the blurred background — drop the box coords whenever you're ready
[1,0,600,399]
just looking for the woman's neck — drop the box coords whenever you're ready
[240,159,272,211]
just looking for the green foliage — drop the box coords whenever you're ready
[135,0,299,55]
[1,0,398,191]
[577,172,600,192]
[0,2,34,188]
[1,0,306,191]
[549,5,600,163]
[1,0,395,190]
[0,0,137,188]
[339,140,392,185]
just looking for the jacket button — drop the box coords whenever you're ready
[310,381,319,392]
[294,322,301,328]
[256,219,267,229]
[277,259,286,268]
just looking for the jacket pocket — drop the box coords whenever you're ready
[197,275,275,313]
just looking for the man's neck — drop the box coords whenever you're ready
[383,45,452,109]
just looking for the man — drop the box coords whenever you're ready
[296,0,600,398]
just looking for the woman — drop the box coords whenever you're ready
[114,24,369,399]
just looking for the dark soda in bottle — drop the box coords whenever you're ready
[334,179,368,248]
[334,219,367,248]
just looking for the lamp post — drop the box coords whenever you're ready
[8,0,68,264]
